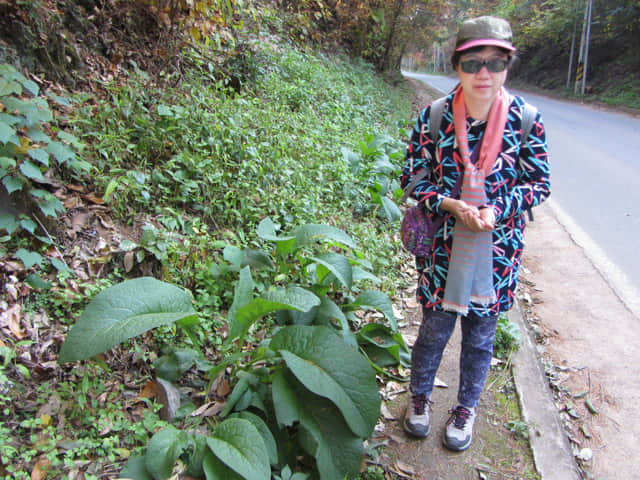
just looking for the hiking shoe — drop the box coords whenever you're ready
[443,405,476,451]
[403,394,431,437]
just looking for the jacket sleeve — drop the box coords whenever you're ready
[490,110,551,223]
[401,106,449,215]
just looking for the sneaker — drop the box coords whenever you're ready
[443,405,476,451]
[403,394,431,437]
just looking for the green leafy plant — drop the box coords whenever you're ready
[342,133,404,223]
[494,314,522,359]
[58,219,410,479]
[505,419,530,440]
[0,63,89,277]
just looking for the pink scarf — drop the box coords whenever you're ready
[442,86,511,314]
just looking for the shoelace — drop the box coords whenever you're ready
[451,406,471,429]
[412,394,429,415]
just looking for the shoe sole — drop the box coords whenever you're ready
[442,435,472,451]
[403,417,431,438]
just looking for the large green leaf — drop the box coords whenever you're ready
[315,297,348,330]
[269,325,380,438]
[345,290,397,331]
[185,433,209,478]
[241,248,275,270]
[272,369,364,480]
[26,128,51,144]
[0,213,19,235]
[352,266,380,284]
[119,454,153,480]
[341,147,360,174]
[229,411,278,466]
[373,158,395,175]
[15,248,43,269]
[206,418,270,480]
[47,140,76,164]
[19,160,45,182]
[0,119,19,146]
[381,196,401,223]
[0,77,21,97]
[257,217,295,256]
[219,372,257,418]
[256,217,295,243]
[154,348,201,382]
[227,265,255,316]
[271,369,300,428]
[2,174,22,194]
[58,277,197,362]
[3,97,52,126]
[310,252,352,290]
[256,217,295,256]
[227,273,320,342]
[357,323,411,368]
[291,224,356,250]
[28,147,49,166]
[203,450,244,480]
[145,426,189,480]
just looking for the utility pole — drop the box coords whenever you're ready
[566,0,580,88]
[582,0,593,95]
[434,44,442,73]
[433,44,437,72]
[574,0,593,95]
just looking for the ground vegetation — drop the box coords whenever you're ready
[0,1,416,478]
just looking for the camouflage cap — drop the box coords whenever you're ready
[455,16,516,52]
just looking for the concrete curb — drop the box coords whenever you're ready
[509,301,581,480]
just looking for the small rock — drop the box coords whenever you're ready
[577,447,593,462]
[156,378,181,421]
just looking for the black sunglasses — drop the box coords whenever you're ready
[460,58,510,74]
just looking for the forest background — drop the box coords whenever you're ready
[3,0,639,104]
[0,0,638,479]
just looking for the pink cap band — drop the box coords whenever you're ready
[456,38,517,52]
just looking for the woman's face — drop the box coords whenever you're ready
[456,46,509,105]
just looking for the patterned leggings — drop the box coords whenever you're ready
[410,307,498,408]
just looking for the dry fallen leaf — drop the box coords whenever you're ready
[405,297,419,309]
[83,193,105,205]
[1,304,26,339]
[434,376,448,388]
[394,460,416,477]
[380,403,395,420]
[124,251,135,272]
[216,377,231,397]
[191,401,224,418]
[67,184,87,193]
[138,379,158,400]
[30,456,50,480]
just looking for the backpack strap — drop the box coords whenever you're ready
[520,102,537,145]
[520,102,538,221]
[428,96,447,145]
[401,96,448,203]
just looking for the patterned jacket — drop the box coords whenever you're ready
[401,92,551,316]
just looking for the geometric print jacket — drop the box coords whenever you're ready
[401,92,551,317]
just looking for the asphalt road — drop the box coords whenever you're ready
[403,71,640,314]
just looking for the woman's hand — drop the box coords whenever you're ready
[441,198,495,232]
[478,206,496,231]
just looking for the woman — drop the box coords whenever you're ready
[401,16,550,451]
